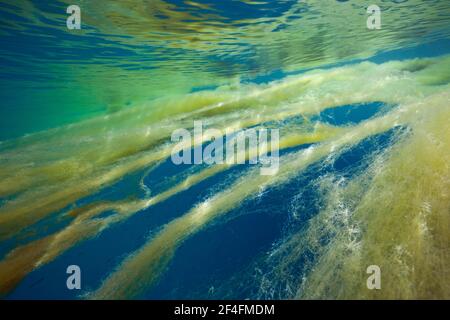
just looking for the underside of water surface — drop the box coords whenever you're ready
[0,0,449,300]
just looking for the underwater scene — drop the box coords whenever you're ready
[0,0,449,300]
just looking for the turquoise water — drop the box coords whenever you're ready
[0,1,449,299]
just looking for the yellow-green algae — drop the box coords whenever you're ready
[0,55,448,299]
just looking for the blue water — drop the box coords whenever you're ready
[1,0,449,300]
